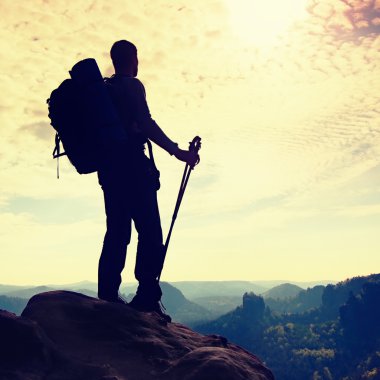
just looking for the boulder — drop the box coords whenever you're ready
[0,291,274,380]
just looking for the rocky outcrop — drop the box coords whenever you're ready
[0,291,274,380]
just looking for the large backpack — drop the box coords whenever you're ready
[47,58,126,177]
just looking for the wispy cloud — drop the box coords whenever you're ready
[0,0,379,283]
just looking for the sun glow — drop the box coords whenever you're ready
[225,0,309,47]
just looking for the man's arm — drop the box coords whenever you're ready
[130,79,178,155]
[131,79,199,166]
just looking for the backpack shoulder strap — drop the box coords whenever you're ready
[146,140,156,167]
[52,133,67,179]
[146,140,160,176]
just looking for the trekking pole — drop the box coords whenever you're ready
[157,136,202,281]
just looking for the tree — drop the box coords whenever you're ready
[340,282,380,354]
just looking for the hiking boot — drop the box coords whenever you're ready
[129,296,172,323]
[152,302,172,323]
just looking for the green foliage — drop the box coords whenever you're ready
[340,282,380,354]
[343,352,380,379]
[194,274,380,380]
[322,274,380,320]
[258,320,339,380]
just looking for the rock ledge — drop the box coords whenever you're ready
[0,291,274,380]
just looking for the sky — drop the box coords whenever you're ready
[0,0,379,285]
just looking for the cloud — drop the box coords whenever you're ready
[344,0,380,35]
[20,121,52,141]
[306,0,380,40]
[0,211,104,284]
[1,195,103,224]
[0,0,379,283]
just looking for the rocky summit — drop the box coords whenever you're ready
[0,291,274,380]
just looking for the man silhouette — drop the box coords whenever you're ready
[97,40,198,319]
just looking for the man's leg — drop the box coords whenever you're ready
[130,187,165,308]
[98,181,132,301]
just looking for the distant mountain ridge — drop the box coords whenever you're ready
[4,286,55,299]
[125,282,213,324]
[169,281,269,299]
[251,280,336,289]
[265,285,325,314]
[262,283,304,299]
[0,284,30,294]
[0,279,336,298]
[0,295,28,315]
[4,285,97,300]
[0,281,212,325]
[0,280,337,322]
[192,296,243,319]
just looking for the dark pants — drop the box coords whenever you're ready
[98,152,164,302]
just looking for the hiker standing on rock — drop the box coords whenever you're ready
[97,40,199,319]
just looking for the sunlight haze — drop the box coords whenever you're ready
[0,0,379,285]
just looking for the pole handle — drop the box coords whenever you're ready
[189,136,202,168]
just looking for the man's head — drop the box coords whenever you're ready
[110,40,138,77]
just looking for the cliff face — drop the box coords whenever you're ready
[0,291,274,380]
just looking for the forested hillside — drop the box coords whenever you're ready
[195,274,380,380]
